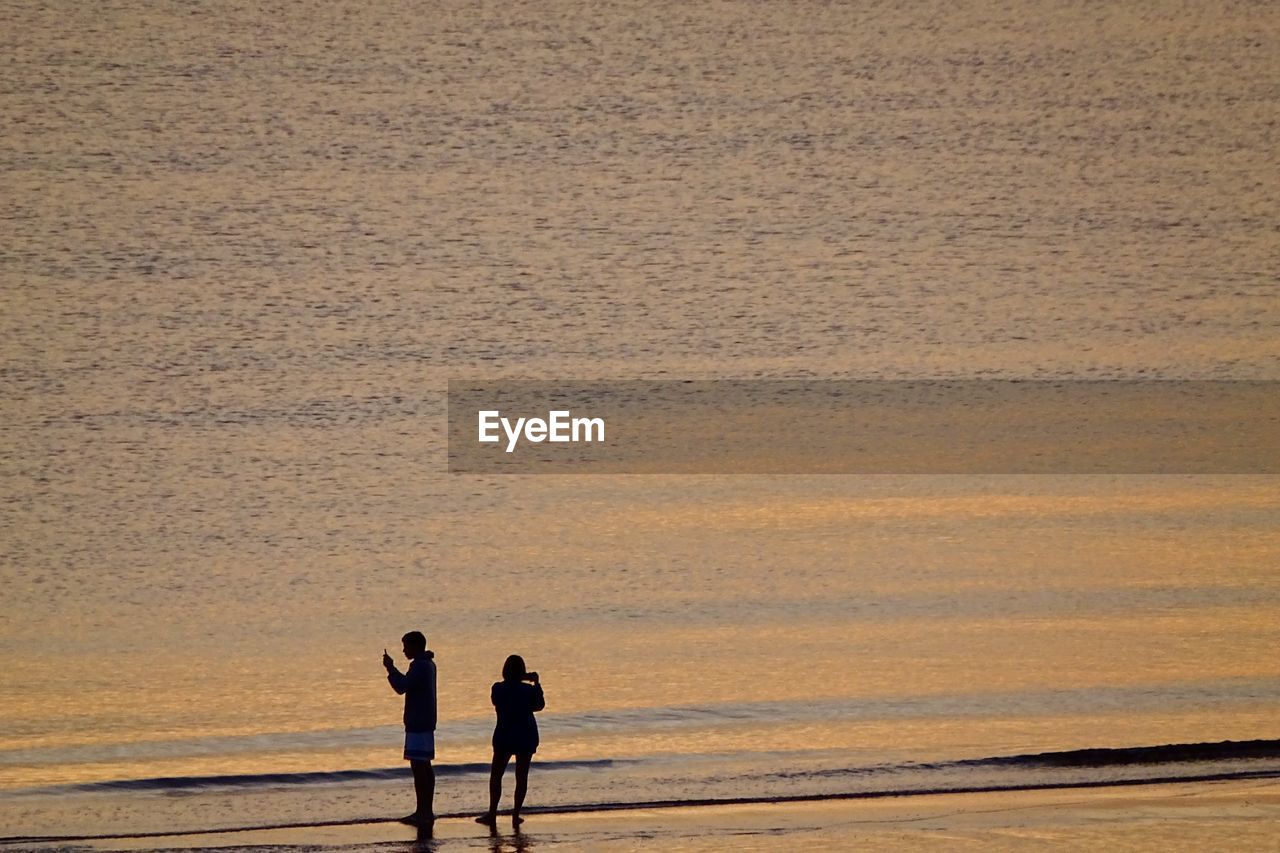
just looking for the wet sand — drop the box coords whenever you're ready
[41,776,1280,851]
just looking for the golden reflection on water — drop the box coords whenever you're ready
[5,592,1277,788]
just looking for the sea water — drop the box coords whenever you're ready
[1,0,1278,843]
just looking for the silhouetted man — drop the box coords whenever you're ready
[383,630,437,826]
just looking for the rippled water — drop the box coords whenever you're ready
[2,0,1278,842]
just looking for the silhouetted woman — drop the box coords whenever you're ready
[476,654,545,827]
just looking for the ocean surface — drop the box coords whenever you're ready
[2,0,1278,846]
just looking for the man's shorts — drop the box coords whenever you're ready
[404,731,435,762]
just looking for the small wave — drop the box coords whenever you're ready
[785,738,1280,781]
[956,738,1280,769]
[66,759,619,793]
[53,739,1279,797]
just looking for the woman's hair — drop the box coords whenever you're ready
[502,654,527,682]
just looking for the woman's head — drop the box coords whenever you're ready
[502,654,527,682]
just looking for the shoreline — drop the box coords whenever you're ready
[5,770,1278,848]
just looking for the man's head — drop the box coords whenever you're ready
[401,631,427,659]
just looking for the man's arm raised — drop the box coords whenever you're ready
[384,649,410,694]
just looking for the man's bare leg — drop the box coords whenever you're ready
[410,760,435,823]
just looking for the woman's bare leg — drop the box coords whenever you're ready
[512,753,532,825]
[477,751,510,823]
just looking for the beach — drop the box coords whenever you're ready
[6,777,1278,851]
